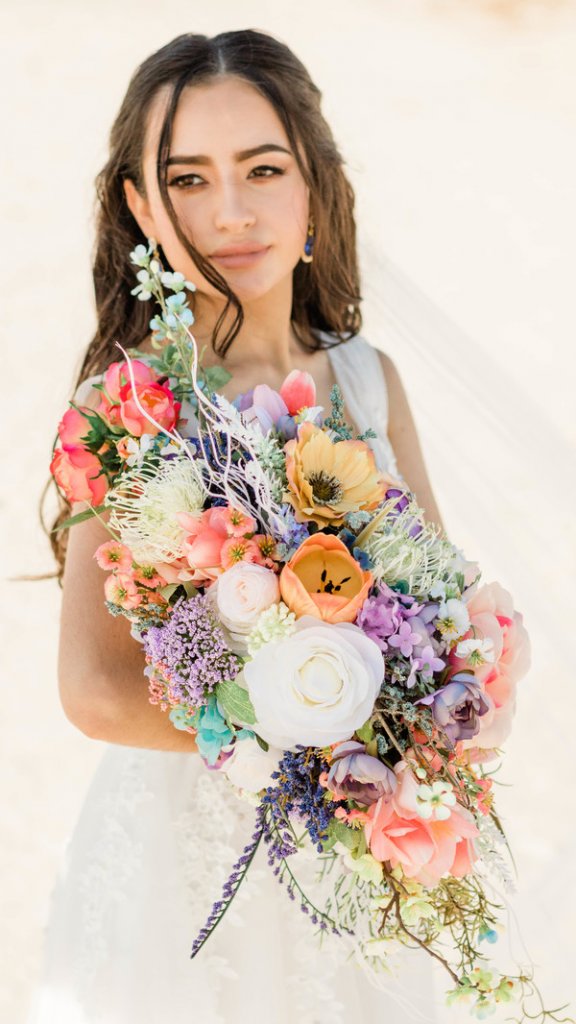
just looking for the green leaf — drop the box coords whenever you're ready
[203,365,233,392]
[255,733,269,752]
[355,718,375,743]
[327,818,361,853]
[215,678,256,726]
[159,583,181,601]
[51,506,106,532]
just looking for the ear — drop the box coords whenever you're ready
[123,179,157,240]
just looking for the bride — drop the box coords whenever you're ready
[31,30,445,1023]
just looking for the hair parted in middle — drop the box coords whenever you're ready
[82,29,362,386]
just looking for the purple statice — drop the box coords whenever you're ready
[143,593,241,708]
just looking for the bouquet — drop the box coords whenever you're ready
[50,241,565,1021]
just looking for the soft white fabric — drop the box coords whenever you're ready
[28,337,436,1024]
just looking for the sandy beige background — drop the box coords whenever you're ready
[1,1,575,1021]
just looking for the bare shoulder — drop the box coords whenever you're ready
[375,349,445,532]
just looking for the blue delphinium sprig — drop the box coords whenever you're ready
[261,747,338,854]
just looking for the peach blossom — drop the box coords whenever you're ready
[220,506,257,537]
[118,380,180,437]
[220,536,261,570]
[50,446,108,505]
[280,533,373,623]
[94,540,133,573]
[104,572,142,611]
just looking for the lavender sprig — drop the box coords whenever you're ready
[190,803,268,959]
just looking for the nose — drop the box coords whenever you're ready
[213,182,256,234]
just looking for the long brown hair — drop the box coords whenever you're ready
[46,29,363,579]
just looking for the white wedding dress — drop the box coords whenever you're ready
[28,337,438,1024]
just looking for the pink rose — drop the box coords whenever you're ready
[364,762,478,886]
[103,359,155,402]
[118,380,181,437]
[57,407,92,449]
[450,581,531,749]
[50,446,108,505]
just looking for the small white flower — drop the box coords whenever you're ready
[416,780,456,821]
[220,736,282,795]
[429,580,447,600]
[247,602,296,657]
[436,598,470,641]
[122,433,154,468]
[456,637,495,665]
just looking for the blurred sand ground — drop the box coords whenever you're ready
[1,0,575,1020]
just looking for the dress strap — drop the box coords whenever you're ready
[325,335,402,481]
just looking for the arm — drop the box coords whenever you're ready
[378,351,446,533]
[58,510,198,752]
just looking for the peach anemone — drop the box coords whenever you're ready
[283,422,391,528]
[279,533,373,624]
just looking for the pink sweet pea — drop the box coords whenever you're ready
[118,380,181,437]
[241,384,289,434]
[279,369,316,415]
[50,446,108,505]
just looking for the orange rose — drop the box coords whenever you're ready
[279,533,373,623]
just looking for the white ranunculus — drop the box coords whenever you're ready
[243,616,384,750]
[209,563,280,654]
[221,736,283,794]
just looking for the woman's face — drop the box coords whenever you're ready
[129,76,311,305]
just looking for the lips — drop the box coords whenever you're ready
[210,243,270,269]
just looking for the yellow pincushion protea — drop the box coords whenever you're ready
[283,422,393,528]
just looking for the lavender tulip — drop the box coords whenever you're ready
[416,672,492,746]
[327,740,396,805]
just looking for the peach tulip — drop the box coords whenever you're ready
[279,533,373,623]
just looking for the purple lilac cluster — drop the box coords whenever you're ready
[143,594,241,707]
[356,582,445,689]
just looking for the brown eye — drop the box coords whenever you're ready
[168,173,204,189]
[248,165,284,178]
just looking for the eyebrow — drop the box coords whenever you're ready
[165,143,292,167]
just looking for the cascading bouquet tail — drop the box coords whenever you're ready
[49,239,571,1023]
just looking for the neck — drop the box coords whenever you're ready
[190,277,313,375]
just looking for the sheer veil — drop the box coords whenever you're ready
[358,247,574,973]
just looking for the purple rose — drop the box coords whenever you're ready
[416,672,492,746]
[327,740,396,805]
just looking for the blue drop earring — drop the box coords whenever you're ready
[301,217,315,264]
